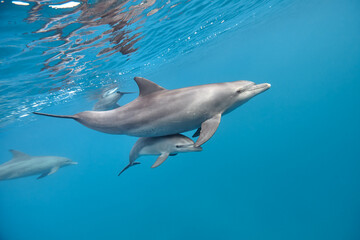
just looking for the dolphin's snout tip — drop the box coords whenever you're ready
[193,143,202,148]
[195,146,203,151]
[71,162,78,165]
[260,83,271,90]
[248,83,271,92]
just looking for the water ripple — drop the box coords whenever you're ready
[0,0,291,127]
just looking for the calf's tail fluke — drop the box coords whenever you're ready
[118,162,141,176]
[33,112,75,119]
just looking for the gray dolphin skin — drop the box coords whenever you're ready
[0,150,77,181]
[118,134,202,176]
[93,88,134,111]
[34,77,271,147]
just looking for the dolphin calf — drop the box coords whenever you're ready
[118,134,202,175]
[34,77,270,146]
[0,150,77,180]
[93,88,133,111]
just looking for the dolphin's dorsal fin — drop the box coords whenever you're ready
[151,152,170,168]
[9,149,30,161]
[134,77,166,97]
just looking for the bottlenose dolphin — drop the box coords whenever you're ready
[118,134,202,175]
[34,77,270,146]
[93,88,133,111]
[0,150,77,180]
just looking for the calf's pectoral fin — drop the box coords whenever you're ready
[151,152,170,168]
[194,114,221,147]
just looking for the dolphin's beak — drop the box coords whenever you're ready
[248,83,271,95]
[70,162,78,165]
[178,144,203,152]
[192,145,203,151]
[107,88,118,95]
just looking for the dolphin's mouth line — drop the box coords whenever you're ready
[248,83,271,91]
[178,143,197,148]
[177,143,203,151]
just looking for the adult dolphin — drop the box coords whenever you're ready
[34,77,270,146]
[0,150,77,180]
[118,134,202,176]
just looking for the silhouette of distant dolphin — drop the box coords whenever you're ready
[93,88,133,111]
[0,150,77,180]
[118,134,202,176]
[34,77,270,146]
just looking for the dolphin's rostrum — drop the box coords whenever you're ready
[34,77,270,147]
[0,150,77,181]
[118,134,202,176]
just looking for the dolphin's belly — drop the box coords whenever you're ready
[117,102,213,136]
[121,113,205,137]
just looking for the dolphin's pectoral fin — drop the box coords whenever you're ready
[37,172,49,179]
[134,77,166,97]
[151,152,170,168]
[36,167,59,179]
[192,128,201,138]
[169,153,178,156]
[194,114,221,147]
[48,166,59,175]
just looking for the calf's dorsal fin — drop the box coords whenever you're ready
[134,77,166,97]
[9,149,30,161]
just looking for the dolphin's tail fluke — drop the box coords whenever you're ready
[118,162,140,176]
[117,91,135,95]
[33,112,76,119]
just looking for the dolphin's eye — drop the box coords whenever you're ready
[236,89,244,94]
[175,145,182,148]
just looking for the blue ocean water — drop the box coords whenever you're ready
[1,0,360,239]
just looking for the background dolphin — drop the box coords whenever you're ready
[0,150,77,180]
[93,88,134,111]
[34,77,270,146]
[118,134,202,176]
